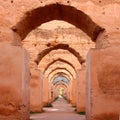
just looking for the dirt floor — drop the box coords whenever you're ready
[30,98,85,120]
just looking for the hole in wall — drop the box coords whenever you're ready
[67,1,70,3]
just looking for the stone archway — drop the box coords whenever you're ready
[46,68,77,107]
[47,67,74,80]
[49,71,72,82]
[11,3,104,41]
[34,43,85,65]
[44,58,76,74]
[54,81,69,100]
[43,70,72,106]
[10,5,104,119]
[44,58,77,103]
[3,1,119,119]
[49,74,71,103]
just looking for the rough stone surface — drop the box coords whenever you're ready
[30,69,43,112]
[76,69,86,112]
[0,0,120,120]
[86,47,120,120]
[0,43,30,120]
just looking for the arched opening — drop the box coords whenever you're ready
[43,62,77,108]
[44,59,76,80]
[44,58,76,73]
[34,43,85,65]
[13,3,103,119]
[3,2,106,120]
[53,75,70,85]
[47,67,74,80]
[49,74,71,103]
[11,3,104,41]
[43,69,72,107]
[54,81,69,99]
[50,72,72,83]
[39,48,78,108]
[1,1,120,120]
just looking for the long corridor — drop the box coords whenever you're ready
[30,98,85,120]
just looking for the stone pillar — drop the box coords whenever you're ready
[49,85,54,103]
[42,77,49,106]
[71,80,77,107]
[76,69,86,112]
[30,69,43,112]
[64,85,68,98]
[39,70,43,109]
[48,82,53,103]
[69,81,73,103]
[0,43,30,120]
[53,86,56,100]
[66,86,70,102]
[86,47,120,120]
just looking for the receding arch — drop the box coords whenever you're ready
[44,61,76,80]
[54,81,69,94]
[54,81,69,91]
[12,3,104,41]
[50,72,72,83]
[54,83,68,94]
[34,43,84,65]
[46,62,75,81]
[52,75,70,85]
[53,82,69,99]
[54,81,69,88]
[47,67,74,80]
[44,58,76,74]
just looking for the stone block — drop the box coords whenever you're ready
[42,77,49,107]
[30,69,43,113]
[0,43,30,120]
[76,69,86,113]
[86,47,120,120]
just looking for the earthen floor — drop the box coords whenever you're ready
[30,98,85,120]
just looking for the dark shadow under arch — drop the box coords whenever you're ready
[44,58,76,74]
[35,44,84,65]
[11,3,104,41]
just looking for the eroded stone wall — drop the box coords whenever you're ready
[0,0,120,120]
